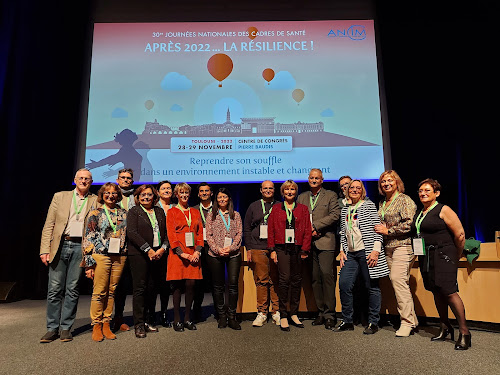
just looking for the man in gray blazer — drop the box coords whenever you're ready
[297,168,340,329]
[39,168,98,343]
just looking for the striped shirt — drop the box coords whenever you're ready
[340,200,389,279]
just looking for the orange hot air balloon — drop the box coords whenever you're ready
[207,54,233,87]
[292,89,305,105]
[247,26,258,40]
[262,68,275,84]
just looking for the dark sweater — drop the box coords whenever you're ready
[243,199,277,250]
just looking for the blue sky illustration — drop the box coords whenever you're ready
[321,108,334,117]
[111,107,128,118]
[266,71,296,90]
[161,72,192,91]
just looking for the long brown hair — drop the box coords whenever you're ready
[212,187,235,220]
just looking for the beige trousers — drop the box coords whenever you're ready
[90,254,126,324]
[385,245,418,328]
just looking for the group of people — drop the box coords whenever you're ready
[38,167,471,350]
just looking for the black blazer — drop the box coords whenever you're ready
[127,205,169,255]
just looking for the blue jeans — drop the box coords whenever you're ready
[339,250,381,325]
[46,240,83,331]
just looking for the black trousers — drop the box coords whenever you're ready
[207,254,241,318]
[311,246,337,319]
[275,245,302,319]
[193,243,213,313]
[128,252,167,325]
[148,254,169,316]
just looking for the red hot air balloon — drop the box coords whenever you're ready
[207,54,233,87]
[262,68,275,84]
[247,26,258,40]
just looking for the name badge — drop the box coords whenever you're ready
[224,237,233,248]
[285,229,295,244]
[108,237,121,254]
[203,227,207,241]
[153,228,160,247]
[259,224,268,239]
[185,232,195,247]
[68,221,84,237]
[412,237,426,256]
[310,214,313,229]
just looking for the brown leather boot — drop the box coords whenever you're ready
[102,322,117,340]
[92,323,104,342]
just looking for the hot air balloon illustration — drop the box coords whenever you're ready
[144,100,154,110]
[292,89,304,105]
[262,68,275,85]
[207,54,233,87]
[247,26,258,40]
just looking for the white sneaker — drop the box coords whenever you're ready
[252,312,267,327]
[271,311,281,326]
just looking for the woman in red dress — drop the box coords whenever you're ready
[166,182,204,332]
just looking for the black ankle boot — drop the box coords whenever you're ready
[161,312,171,328]
[431,324,454,341]
[218,315,228,329]
[454,333,471,350]
[228,318,241,330]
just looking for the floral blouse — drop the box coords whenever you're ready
[82,207,127,267]
[377,193,416,249]
[205,210,242,258]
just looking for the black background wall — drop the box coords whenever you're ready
[0,0,496,299]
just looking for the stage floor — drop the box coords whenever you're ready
[1,295,499,375]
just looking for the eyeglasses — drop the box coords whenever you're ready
[349,186,362,191]
[77,177,92,182]
[418,189,433,194]
[103,192,118,197]
[139,193,154,198]
[118,176,133,181]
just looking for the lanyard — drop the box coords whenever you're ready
[260,199,272,223]
[177,205,192,228]
[141,206,161,243]
[309,192,320,211]
[199,205,212,224]
[219,210,231,232]
[104,206,117,234]
[285,202,295,226]
[415,201,438,235]
[73,191,88,216]
[380,191,399,221]
[347,200,362,231]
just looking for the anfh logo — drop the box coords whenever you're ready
[327,25,366,41]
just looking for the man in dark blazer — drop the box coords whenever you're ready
[297,168,340,329]
[39,168,98,342]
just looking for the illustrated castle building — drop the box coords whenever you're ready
[143,108,324,135]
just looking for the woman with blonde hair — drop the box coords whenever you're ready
[268,180,312,331]
[338,179,389,334]
[374,170,418,337]
[166,182,204,332]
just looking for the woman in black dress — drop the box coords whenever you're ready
[413,178,470,350]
